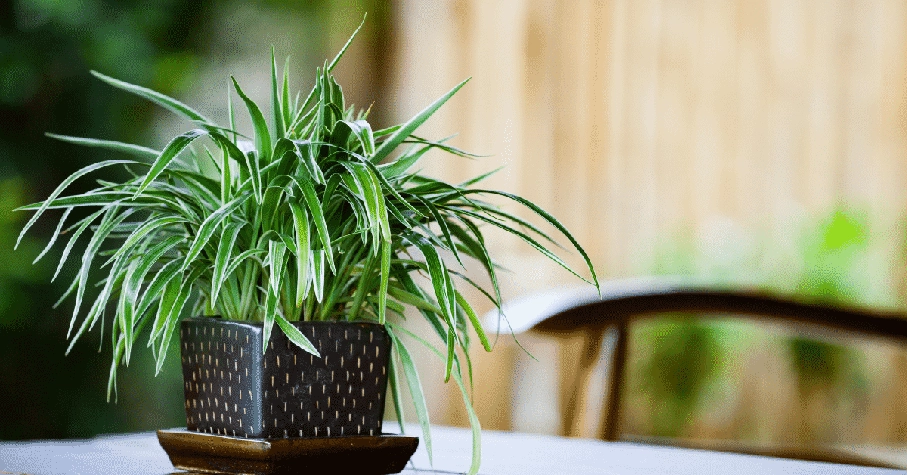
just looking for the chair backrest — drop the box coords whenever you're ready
[526,284,907,468]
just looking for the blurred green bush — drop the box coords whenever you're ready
[631,207,899,441]
[0,0,218,440]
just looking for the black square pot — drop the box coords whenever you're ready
[179,318,390,439]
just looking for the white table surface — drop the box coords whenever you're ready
[1,425,903,474]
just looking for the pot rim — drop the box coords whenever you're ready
[181,317,386,329]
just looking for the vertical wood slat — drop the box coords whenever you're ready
[392,0,907,275]
[389,0,907,436]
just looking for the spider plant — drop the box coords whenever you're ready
[15,22,598,474]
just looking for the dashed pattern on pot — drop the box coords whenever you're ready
[180,320,261,438]
[179,319,390,439]
[262,324,389,438]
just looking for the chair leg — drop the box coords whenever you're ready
[561,327,606,436]
[601,320,629,441]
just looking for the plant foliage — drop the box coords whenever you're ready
[17,22,598,473]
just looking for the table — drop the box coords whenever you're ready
[1,426,903,474]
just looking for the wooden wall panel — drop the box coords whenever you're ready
[389,0,907,440]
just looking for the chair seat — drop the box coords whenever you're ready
[501,278,907,468]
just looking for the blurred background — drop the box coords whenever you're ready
[2,0,907,458]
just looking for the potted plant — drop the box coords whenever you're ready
[16,22,598,475]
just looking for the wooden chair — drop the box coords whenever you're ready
[514,281,907,468]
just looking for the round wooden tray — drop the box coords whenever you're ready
[157,428,419,475]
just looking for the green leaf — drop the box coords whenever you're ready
[328,15,366,72]
[68,249,129,355]
[405,134,481,159]
[16,159,136,250]
[387,327,432,465]
[221,249,265,292]
[148,267,183,344]
[71,208,134,338]
[336,120,375,155]
[406,234,458,380]
[311,249,325,303]
[281,57,292,132]
[32,207,72,264]
[166,169,221,207]
[451,359,482,475]
[263,283,278,354]
[341,162,389,244]
[232,77,272,163]
[104,215,187,267]
[387,286,443,315]
[392,323,481,475]
[135,129,207,197]
[52,208,105,282]
[458,166,503,187]
[135,259,182,326]
[378,143,431,178]
[15,192,147,210]
[268,240,287,295]
[227,80,237,141]
[292,140,325,184]
[450,216,501,305]
[211,222,245,305]
[107,335,125,402]
[371,78,470,164]
[378,241,391,324]
[406,235,455,321]
[91,70,213,124]
[445,327,455,383]
[275,313,320,356]
[373,124,401,138]
[450,206,591,286]
[463,189,599,289]
[219,143,233,203]
[260,181,290,231]
[180,193,250,272]
[46,133,160,159]
[270,138,297,177]
[155,267,202,374]
[294,178,334,271]
[126,235,183,309]
[118,259,141,362]
[290,203,311,309]
[397,269,447,343]
[456,291,490,352]
[271,46,285,140]
[348,252,377,321]
[411,194,461,265]
[239,144,263,204]
[387,354,406,434]
[356,155,424,220]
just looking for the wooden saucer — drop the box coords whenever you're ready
[157,428,419,475]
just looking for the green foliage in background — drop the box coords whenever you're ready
[0,178,48,328]
[787,209,871,432]
[0,0,220,440]
[634,207,890,440]
[634,318,729,437]
[632,230,743,438]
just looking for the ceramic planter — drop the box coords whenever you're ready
[179,318,390,439]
